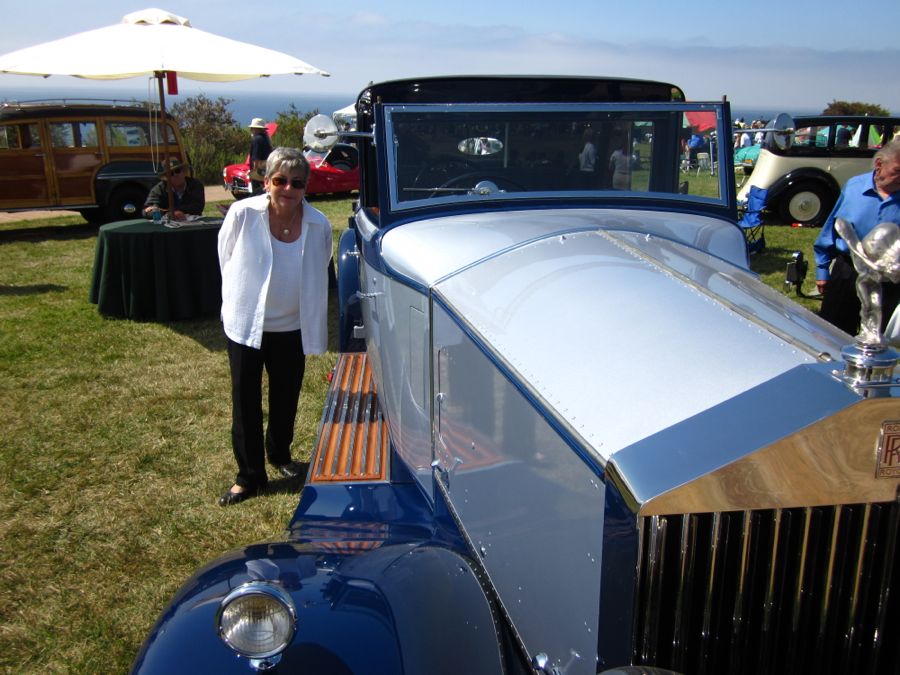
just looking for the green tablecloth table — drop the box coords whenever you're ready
[89,217,223,321]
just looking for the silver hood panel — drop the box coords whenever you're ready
[382,212,851,466]
[437,230,846,462]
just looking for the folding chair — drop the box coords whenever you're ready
[695,152,711,176]
[737,185,767,255]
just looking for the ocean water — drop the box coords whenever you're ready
[0,83,355,126]
[0,82,822,133]
[0,82,822,127]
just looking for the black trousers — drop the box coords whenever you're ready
[819,254,899,337]
[226,330,305,489]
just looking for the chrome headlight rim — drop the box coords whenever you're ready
[216,581,297,660]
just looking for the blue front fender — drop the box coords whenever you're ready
[132,525,519,674]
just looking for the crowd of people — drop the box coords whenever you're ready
[577,128,634,190]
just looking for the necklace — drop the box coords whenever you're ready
[269,207,301,241]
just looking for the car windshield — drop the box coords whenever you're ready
[384,103,728,211]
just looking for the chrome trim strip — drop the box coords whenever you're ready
[787,507,813,665]
[840,503,871,671]
[698,512,722,674]
[728,510,752,671]
[759,509,782,671]
[639,516,665,663]
[632,515,647,663]
[670,515,693,672]
[815,506,842,659]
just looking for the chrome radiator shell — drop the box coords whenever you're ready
[633,501,899,675]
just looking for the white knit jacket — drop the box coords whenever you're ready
[217,194,332,352]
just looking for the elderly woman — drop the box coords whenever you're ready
[217,147,332,506]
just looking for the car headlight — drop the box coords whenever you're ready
[217,582,297,660]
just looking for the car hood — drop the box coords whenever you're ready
[381,210,851,467]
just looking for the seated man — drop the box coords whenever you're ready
[143,158,205,221]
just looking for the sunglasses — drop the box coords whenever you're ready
[170,167,183,175]
[270,175,307,189]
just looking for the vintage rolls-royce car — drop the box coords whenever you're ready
[133,77,900,674]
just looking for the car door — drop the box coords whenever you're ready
[46,117,104,207]
[0,119,54,208]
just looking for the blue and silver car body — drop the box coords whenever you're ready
[133,77,899,675]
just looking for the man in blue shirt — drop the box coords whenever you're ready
[687,132,706,166]
[814,139,900,336]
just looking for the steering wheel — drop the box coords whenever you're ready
[432,172,525,198]
[412,159,474,189]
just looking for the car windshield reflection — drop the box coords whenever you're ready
[386,103,725,210]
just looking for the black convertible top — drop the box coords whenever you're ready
[357,75,684,118]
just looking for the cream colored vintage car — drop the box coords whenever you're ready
[738,114,900,225]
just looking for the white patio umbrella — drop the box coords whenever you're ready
[0,8,329,82]
[0,7,329,205]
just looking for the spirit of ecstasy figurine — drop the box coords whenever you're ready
[834,218,900,347]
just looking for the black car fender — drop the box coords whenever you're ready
[765,167,841,205]
[94,161,158,208]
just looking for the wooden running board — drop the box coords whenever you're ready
[309,353,389,483]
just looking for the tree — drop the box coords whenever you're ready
[822,100,890,117]
[272,103,320,150]
[170,94,246,184]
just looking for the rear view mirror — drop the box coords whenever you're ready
[304,114,339,152]
[765,113,795,151]
[458,137,503,156]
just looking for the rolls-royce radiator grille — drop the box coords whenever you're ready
[633,502,899,675]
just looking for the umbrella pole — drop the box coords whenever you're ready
[156,71,174,220]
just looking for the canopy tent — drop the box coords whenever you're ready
[332,103,357,131]
[684,111,717,132]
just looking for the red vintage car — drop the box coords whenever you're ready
[222,142,359,198]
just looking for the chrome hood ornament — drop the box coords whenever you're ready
[834,218,900,389]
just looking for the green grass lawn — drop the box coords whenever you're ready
[0,193,821,672]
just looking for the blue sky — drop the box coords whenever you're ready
[1,0,898,113]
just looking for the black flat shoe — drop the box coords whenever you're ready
[273,461,306,479]
[218,486,259,507]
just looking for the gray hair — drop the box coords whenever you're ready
[265,147,310,182]
[874,138,900,166]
